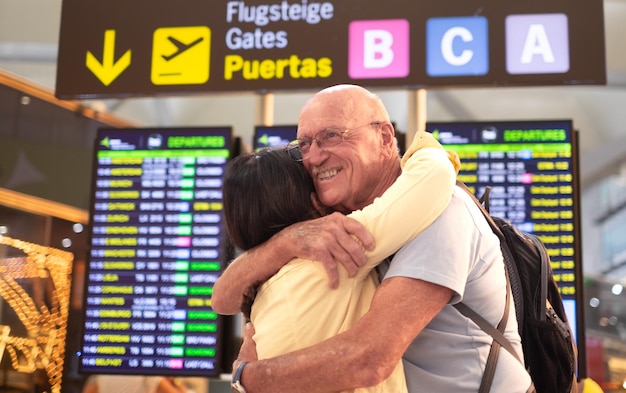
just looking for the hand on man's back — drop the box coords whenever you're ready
[278,212,374,288]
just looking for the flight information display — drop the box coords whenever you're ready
[427,120,584,345]
[80,127,232,376]
[253,125,297,151]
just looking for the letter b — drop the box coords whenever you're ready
[349,19,409,79]
[363,30,394,68]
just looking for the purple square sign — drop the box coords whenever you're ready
[506,13,570,74]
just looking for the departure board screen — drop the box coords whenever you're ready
[80,127,232,376]
[426,120,583,346]
[253,125,297,151]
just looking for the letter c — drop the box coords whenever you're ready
[441,26,473,66]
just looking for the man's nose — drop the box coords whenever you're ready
[313,137,324,149]
[306,141,328,165]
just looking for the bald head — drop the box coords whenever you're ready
[295,84,400,213]
[298,85,390,131]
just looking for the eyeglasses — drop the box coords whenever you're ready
[287,121,382,162]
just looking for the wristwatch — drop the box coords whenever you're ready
[232,361,249,393]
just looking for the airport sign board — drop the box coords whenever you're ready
[55,0,606,99]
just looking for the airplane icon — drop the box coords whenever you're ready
[162,36,205,61]
[151,26,211,85]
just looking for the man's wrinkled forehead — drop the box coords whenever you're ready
[297,94,358,138]
[297,112,339,139]
[297,118,345,139]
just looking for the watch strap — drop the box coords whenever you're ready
[232,361,249,392]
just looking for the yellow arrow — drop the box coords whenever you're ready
[86,29,131,86]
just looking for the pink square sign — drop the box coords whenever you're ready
[348,19,410,79]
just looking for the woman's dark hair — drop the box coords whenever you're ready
[222,148,319,251]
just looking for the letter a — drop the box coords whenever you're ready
[521,24,555,64]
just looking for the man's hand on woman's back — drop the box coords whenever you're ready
[212,213,373,314]
[276,212,375,288]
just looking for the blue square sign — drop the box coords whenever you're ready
[426,16,489,77]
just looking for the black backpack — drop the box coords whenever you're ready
[453,181,578,393]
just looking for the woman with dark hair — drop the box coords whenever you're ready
[221,130,459,393]
[223,148,325,256]
[223,148,328,320]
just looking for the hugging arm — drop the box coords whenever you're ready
[235,277,454,392]
[211,212,375,314]
[212,133,458,314]
[350,144,456,273]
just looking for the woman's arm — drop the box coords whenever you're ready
[211,213,375,314]
[212,131,458,314]
[349,131,458,274]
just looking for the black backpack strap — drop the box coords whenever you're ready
[454,268,523,393]
[453,181,523,392]
[528,233,549,321]
[477,184,491,212]
[454,285,521,364]
[455,181,505,240]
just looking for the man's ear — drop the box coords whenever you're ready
[381,122,395,143]
[310,192,329,216]
[380,122,397,157]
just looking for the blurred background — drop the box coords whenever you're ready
[1,0,625,391]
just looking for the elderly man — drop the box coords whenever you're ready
[213,84,532,393]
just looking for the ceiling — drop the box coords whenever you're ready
[0,0,625,188]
